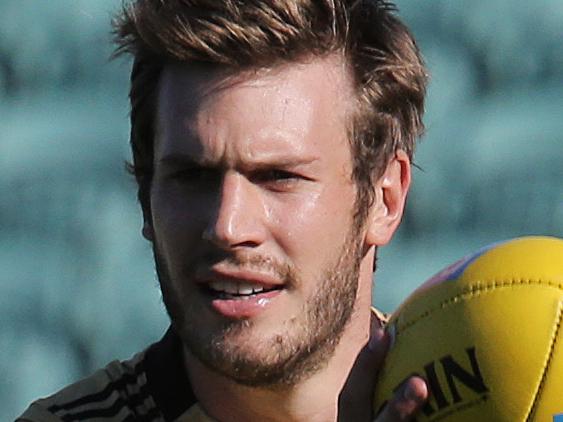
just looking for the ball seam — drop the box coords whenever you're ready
[524,300,563,422]
[395,278,563,335]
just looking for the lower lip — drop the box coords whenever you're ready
[210,289,282,319]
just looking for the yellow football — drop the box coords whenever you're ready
[373,236,563,421]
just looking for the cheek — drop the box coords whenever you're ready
[269,187,356,266]
[150,186,210,247]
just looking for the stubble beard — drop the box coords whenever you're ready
[153,229,363,388]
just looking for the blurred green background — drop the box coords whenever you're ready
[1,1,562,419]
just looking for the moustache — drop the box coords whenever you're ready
[187,252,299,288]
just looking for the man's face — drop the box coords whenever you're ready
[149,56,368,386]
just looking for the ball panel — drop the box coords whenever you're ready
[461,237,563,285]
[531,300,563,421]
[374,285,563,421]
[391,237,563,333]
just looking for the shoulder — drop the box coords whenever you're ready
[16,328,197,422]
[16,351,162,421]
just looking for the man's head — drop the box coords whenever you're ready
[113,0,427,387]
[114,0,427,225]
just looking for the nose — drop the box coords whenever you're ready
[203,171,267,249]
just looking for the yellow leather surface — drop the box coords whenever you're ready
[374,236,563,421]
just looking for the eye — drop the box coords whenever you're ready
[252,169,298,183]
[249,169,309,192]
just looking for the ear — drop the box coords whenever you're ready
[365,150,411,246]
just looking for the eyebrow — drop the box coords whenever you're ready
[158,153,319,169]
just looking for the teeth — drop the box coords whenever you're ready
[238,283,254,295]
[224,282,238,294]
[209,280,269,295]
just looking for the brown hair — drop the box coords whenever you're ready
[113,0,427,223]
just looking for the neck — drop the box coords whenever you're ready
[184,258,376,422]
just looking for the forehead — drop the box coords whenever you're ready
[155,55,355,163]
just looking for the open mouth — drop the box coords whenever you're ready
[204,280,283,300]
